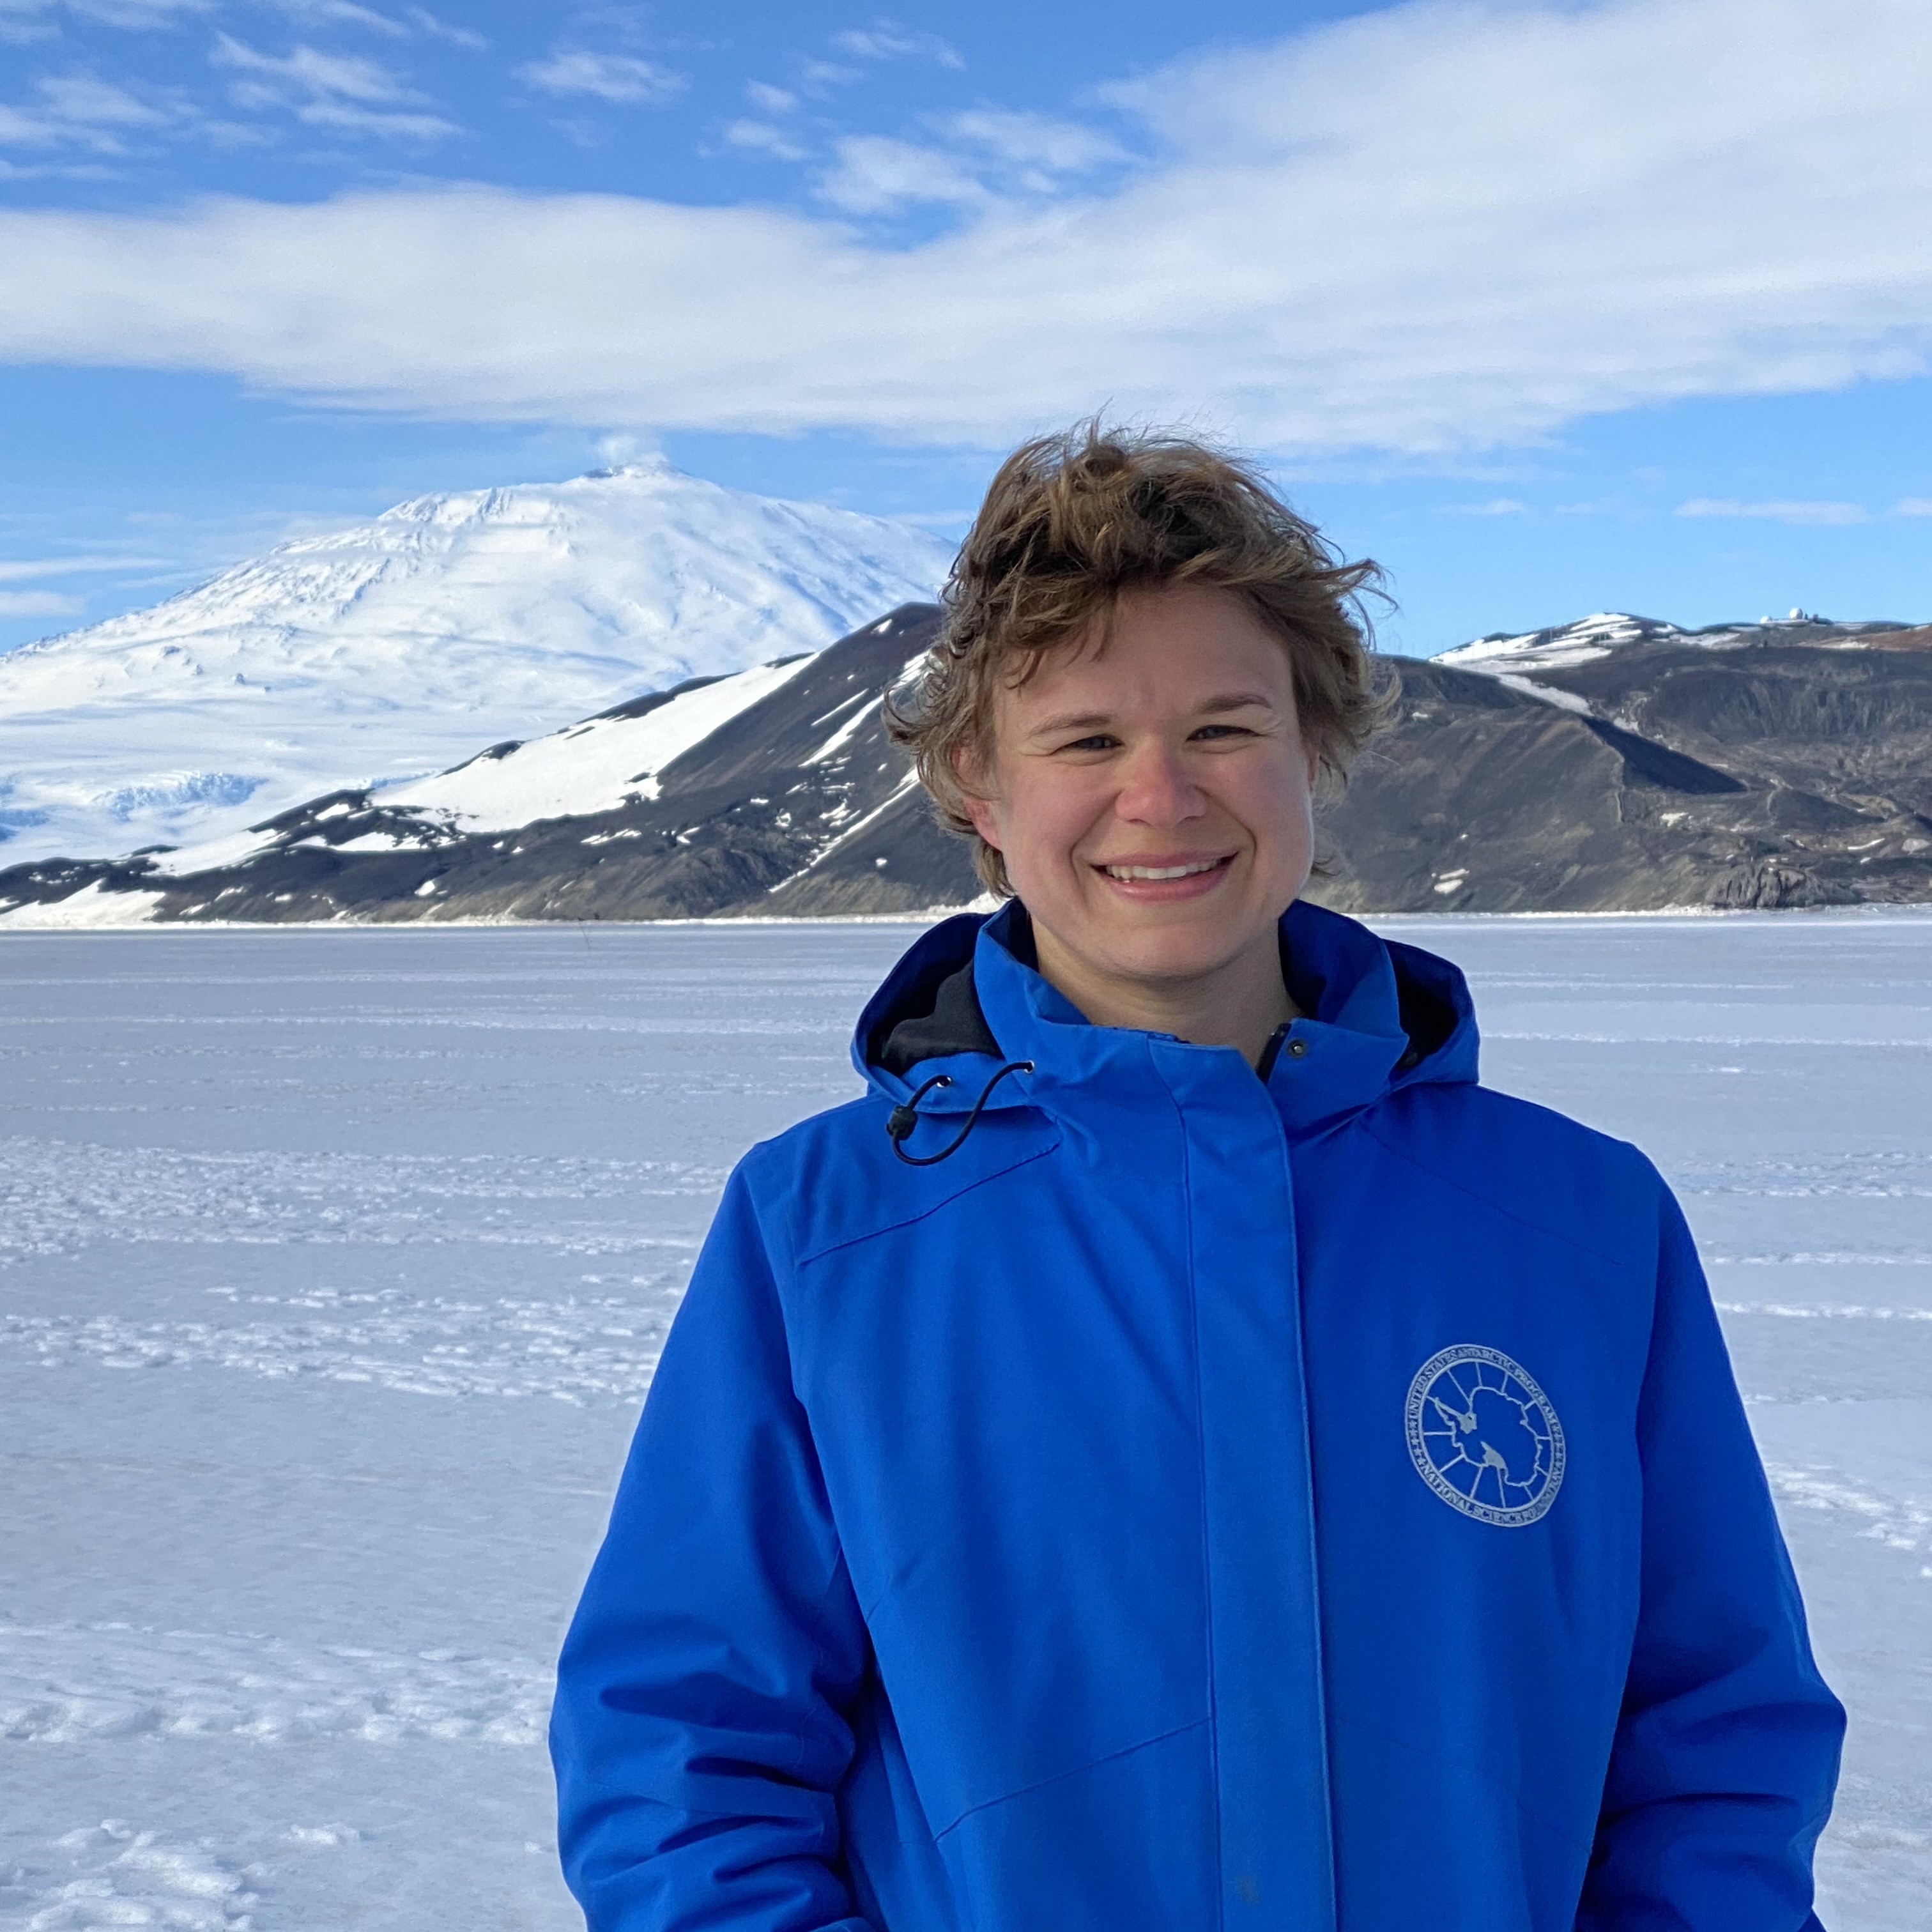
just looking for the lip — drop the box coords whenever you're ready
[1091,852,1237,902]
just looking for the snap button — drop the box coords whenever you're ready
[1285,1038,1309,1060]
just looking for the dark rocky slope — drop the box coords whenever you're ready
[3,608,1928,923]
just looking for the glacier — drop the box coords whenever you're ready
[0,460,953,868]
[0,913,1927,1929]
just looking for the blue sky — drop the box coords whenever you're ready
[1,0,1929,660]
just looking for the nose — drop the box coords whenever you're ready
[1114,739,1206,827]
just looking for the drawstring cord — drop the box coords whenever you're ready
[886,1060,1035,1167]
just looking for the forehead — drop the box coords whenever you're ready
[1004,583,1294,721]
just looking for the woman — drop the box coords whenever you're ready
[551,424,1842,1932]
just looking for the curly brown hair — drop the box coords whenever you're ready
[886,420,1391,898]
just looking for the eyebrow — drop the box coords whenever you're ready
[1026,691,1280,737]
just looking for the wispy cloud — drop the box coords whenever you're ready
[212,31,457,141]
[795,57,857,96]
[0,70,177,152]
[261,2,486,48]
[517,49,686,107]
[816,135,990,213]
[744,80,796,116]
[815,111,1127,212]
[4,0,1932,456]
[0,0,210,31]
[404,8,483,50]
[0,588,82,618]
[831,22,962,69]
[267,0,406,36]
[0,554,168,579]
[1676,498,1871,526]
[1439,498,1530,517]
[944,109,1125,176]
[725,118,808,163]
[1896,498,1932,518]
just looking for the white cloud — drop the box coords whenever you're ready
[831,23,962,68]
[831,25,914,59]
[0,588,82,617]
[36,72,167,124]
[1676,498,1872,526]
[744,80,797,115]
[795,57,858,96]
[944,109,1126,176]
[0,553,166,579]
[0,70,176,151]
[0,0,210,27]
[1440,497,1530,516]
[1896,497,1932,517]
[404,8,484,50]
[518,50,686,107]
[292,96,453,139]
[2,0,1931,456]
[725,118,808,162]
[216,36,407,103]
[211,31,457,140]
[811,112,1124,213]
[268,0,406,36]
[816,134,988,213]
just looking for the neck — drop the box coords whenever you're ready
[1029,920,1297,1068]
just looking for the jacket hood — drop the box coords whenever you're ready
[853,898,1478,1136]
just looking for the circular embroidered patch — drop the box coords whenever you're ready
[1405,1344,1566,1527]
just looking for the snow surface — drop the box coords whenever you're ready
[381,654,813,832]
[1,914,1927,1929]
[0,461,951,866]
[90,653,820,887]
[1434,608,1912,676]
[1487,672,1596,715]
[1436,610,1681,670]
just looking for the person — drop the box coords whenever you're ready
[550,424,1844,1931]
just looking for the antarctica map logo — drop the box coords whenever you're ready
[1405,1344,1567,1526]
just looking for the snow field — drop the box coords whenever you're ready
[1,914,1928,1929]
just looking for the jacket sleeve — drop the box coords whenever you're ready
[1577,1179,1845,1931]
[551,1165,875,1932]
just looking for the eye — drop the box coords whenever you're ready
[1056,733,1120,753]
[1192,723,1255,741]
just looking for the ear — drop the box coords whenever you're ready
[963,793,1002,849]
[951,743,1003,848]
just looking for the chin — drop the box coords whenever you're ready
[1090,916,1259,986]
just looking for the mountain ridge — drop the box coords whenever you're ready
[3,603,1928,926]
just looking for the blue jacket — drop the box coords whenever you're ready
[552,901,1843,1932]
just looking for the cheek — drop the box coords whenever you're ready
[1230,752,1315,850]
[996,766,1117,871]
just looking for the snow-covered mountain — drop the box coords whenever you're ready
[0,460,954,864]
[6,606,1928,927]
[1438,608,1910,673]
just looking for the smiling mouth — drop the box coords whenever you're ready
[1098,855,1233,882]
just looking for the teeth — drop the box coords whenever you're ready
[1104,859,1223,880]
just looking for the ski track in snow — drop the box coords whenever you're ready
[0,1136,723,1267]
[0,1284,680,1403]
[2,918,1928,1929]
[1763,1468,1932,1563]
[1722,1302,1932,1322]
[0,1622,549,1748]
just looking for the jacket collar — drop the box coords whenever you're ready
[854,898,1478,1135]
